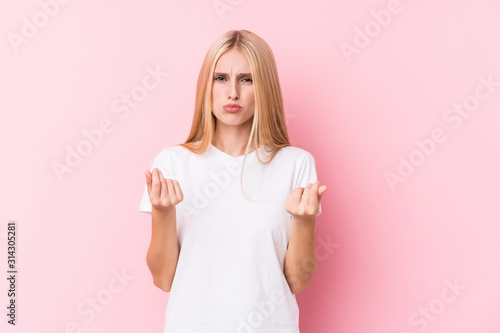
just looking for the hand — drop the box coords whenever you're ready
[285,181,327,221]
[145,168,183,212]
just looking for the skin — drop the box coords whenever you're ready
[144,47,327,294]
[211,48,256,156]
[143,169,182,292]
[284,181,327,293]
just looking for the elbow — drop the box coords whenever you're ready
[289,278,312,294]
[147,259,173,292]
[286,265,317,294]
[146,252,174,292]
[285,272,313,294]
[152,276,172,292]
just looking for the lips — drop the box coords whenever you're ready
[223,104,242,112]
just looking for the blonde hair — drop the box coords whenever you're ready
[179,29,291,202]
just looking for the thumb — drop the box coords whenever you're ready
[318,185,327,201]
[145,170,152,194]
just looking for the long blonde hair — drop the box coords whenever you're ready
[179,30,291,201]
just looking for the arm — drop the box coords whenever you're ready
[144,168,183,292]
[284,215,317,294]
[146,207,180,292]
[283,181,327,294]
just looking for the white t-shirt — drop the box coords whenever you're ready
[139,141,322,333]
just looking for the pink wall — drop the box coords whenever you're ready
[1,0,499,332]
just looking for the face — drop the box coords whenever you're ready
[211,48,255,128]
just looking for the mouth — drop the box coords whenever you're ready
[223,105,242,112]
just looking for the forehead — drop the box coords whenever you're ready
[214,49,251,73]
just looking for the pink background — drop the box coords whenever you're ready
[1,0,499,332]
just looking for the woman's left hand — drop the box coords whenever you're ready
[285,181,327,221]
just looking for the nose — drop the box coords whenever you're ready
[228,79,239,100]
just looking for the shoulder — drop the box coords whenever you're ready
[276,145,317,162]
[148,144,181,163]
[153,143,204,162]
[162,144,187,155]
[155,143,191,154]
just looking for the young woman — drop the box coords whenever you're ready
[139,29,327,333]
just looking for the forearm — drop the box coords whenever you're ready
[284,216,318,294]
[146,207,180,292]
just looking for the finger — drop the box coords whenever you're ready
[287,187,303,210]
[308,181,320,211]
[151,169,161,199]
[157,169,169,198]
[172,179,183,201]
[145,170,152,195]
[318,185,327,201]
[165,178,175,201]
[301,185,311,210]
[305,183,315,205]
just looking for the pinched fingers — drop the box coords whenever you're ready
[150,168,184,210]
[287,181,322,218]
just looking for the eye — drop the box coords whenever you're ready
[214,76,226,81]
[242,78,253,83]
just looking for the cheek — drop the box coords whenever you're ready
[245,87,255,100]
[212,85,222,98]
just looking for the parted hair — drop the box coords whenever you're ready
[179,30,291,201]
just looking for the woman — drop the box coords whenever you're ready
[139,29,327,333]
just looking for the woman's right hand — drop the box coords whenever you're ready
[145,168,183,212]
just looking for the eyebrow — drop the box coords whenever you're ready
[214,72,252,77]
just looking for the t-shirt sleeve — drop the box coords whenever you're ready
[293,152,322,217]
[139,149,174,215]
